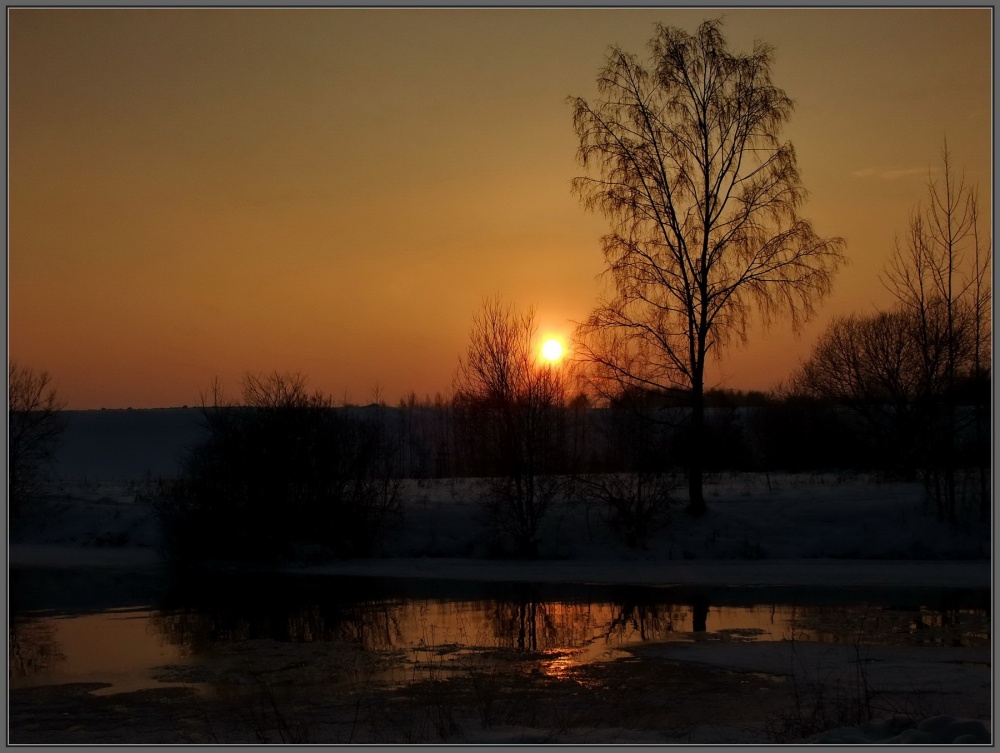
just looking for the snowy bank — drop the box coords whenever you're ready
[13,467,989,591]
[287,556,990,589]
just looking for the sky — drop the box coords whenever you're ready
[8,8,992,409]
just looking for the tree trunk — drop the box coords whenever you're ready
[686,382,707,517]
[978,375,989,525]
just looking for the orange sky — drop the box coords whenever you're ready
[9,8,992,409]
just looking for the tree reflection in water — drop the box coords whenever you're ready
[11,569,991,715]
[604,602,676,643]
[9,618,65,680]
[489,597,555,652]
[488,589,630,653]
[148,584,725,662]
[138,570,792,666]
[150,599,405,656]
[141,578,990,680]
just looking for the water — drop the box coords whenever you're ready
[9,568,990,697]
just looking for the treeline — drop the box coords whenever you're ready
[382,385,990,482]
[9,357,988,565]
[154,363,988,564]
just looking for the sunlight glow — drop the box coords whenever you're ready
[541,339,564,362]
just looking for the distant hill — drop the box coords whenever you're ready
[52,408,208,482]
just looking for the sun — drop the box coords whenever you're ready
[541,338,564,362]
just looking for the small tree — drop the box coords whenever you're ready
[454,297,566,557]
[881,144,990,521]
[9,362,66,519]
[570,19,845,516]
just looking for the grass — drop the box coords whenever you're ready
[763,611,941,743]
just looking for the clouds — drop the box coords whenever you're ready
[852,167,931,180]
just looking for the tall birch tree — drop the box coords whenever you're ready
[570,20,845,515]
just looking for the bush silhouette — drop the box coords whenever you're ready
[158,372,399,565]
[9,362,66,521]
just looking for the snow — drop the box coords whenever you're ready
[448,715,992,744]
[450,716,993,744]
[10,473,990,590]
[809,715,991,744]
[382,472,989,562]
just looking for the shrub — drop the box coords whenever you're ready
[576,470,677,549]
[9,363,66,521]
[157,372,400,564]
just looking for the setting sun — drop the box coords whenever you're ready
[541,339,564,362]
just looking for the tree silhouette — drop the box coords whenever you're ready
[881,144,990,521]
[793,147,990,508]
[8,362,66,520]
[454,297,566,557]
[792,307,939,478]
[570,20,845,516]
[159,372,400,564]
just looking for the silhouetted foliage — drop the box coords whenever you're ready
[791,308,934,478]
[793,146,990,518]
[574,389,679,548]
[752,388,867,474]
[571,19,845,517]
[8,362,66,520]
[578,469,678,549]
[882,145,990,523]
[454,297,567,557]
[700,402,753,473]
[158,372,400,565]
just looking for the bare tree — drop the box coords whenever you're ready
[881,144,990,522]
[454,297,566,557]
[570,19,845,516]
[791,307,941,477]
[796,310,922,406]
[9,362,66,519]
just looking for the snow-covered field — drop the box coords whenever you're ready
[26,407,989,568]
[11,472,989,574]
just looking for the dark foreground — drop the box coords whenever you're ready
[10,638,991,744]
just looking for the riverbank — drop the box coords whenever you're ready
[288,556,992,589]
[9,542,990,590]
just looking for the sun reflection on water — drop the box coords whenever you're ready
[538,646,629,687]
[540,648,584,680]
